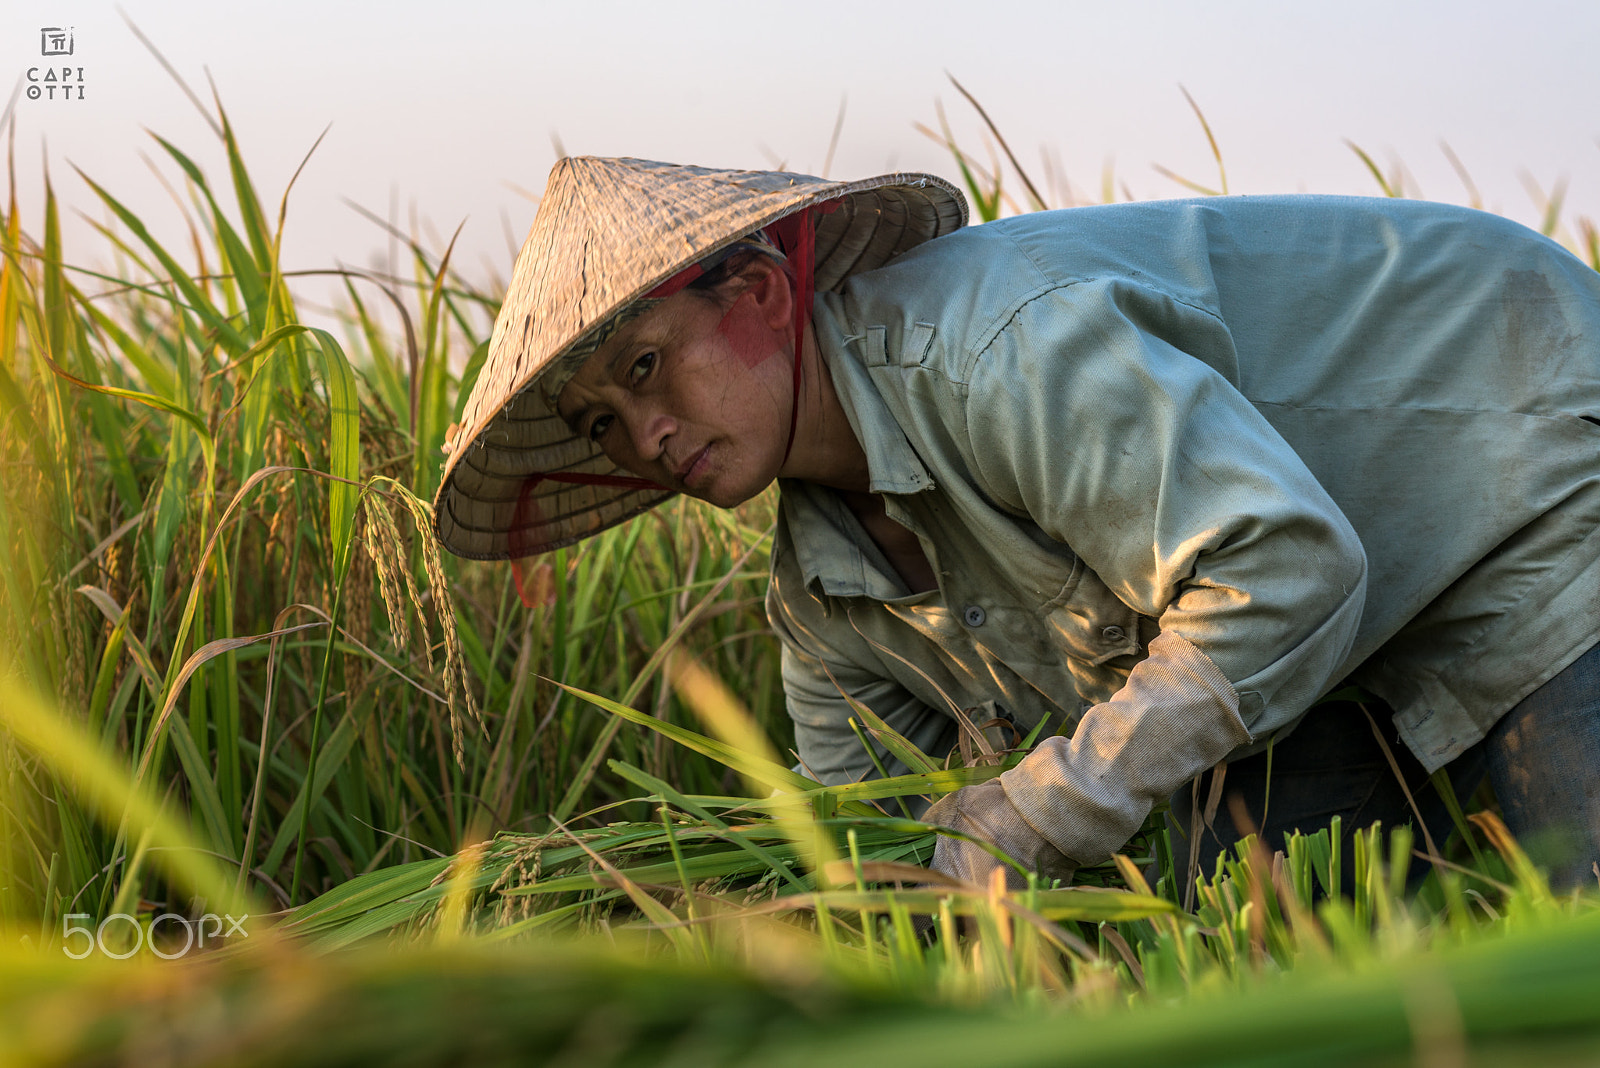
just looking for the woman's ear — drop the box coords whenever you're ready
[740,256,794,331]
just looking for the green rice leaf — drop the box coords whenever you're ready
[306,328,361,581]
[149,132,269,330]
[764,886,1180,923]
[70,166,249,354]
[553,679,815,797]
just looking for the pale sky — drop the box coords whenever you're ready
[5,0,1600,318]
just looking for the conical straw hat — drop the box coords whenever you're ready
[432,157,967,560]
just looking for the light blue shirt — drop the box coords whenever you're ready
[769,195,1600,811]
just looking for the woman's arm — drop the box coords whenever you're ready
[945,278,1367,870]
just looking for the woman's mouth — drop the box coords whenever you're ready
[675,445,712,490]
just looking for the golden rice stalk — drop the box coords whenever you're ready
[360,494,412,659]
[388,482,482,769]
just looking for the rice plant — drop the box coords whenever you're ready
[277,660,1597,1001]
[6,628,1594,1063]
[0,80,785,937]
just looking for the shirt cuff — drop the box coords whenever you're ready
[998,629,1253,864]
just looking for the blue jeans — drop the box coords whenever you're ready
[1167,642,1600,892]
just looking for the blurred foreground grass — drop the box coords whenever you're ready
[3,835,1598,1066]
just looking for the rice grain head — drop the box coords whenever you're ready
[392,484,482,769]
[360,494,412,660]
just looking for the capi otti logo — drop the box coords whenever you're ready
[40,26,73,55]
[27,25,86,102]
[26,66,85,102]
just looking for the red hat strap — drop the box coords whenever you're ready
[762,200,836,464]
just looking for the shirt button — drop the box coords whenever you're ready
[1102,625,1127,643]
[963,605,987,627]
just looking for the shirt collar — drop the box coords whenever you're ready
[813,299,935,497]
[777,480,908,601]
[778,302,937,601]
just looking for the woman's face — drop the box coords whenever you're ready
[556,262,795,508]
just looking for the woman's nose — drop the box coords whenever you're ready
[627,405,675,463]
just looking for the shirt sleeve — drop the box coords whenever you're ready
[767,571,959,791]
[963,277,1369,863]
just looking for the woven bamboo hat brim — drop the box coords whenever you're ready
[433,157,967,560]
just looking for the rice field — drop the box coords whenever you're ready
[1,74,1598,1066]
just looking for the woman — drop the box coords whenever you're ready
[435,157,1600,890]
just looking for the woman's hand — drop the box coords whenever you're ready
[924,778,1077,890]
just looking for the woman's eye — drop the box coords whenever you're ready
[587,414,614,441]
[628,351,657,385]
